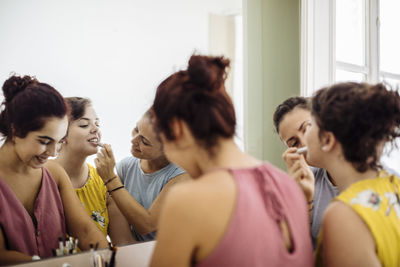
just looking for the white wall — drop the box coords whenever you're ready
[0,0,241,163]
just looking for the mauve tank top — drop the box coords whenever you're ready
[196,162,314,267]
[0,168,66,258]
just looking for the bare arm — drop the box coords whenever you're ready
[95,144,190,235]
[45,161,108,250]
[321,201,380,267]
[0,229,32,266]
[150,185,197,267]
[107,197,136,245]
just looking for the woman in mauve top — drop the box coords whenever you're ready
[0,75,107,266]
[146,55,313,267]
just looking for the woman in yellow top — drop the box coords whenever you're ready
[53,97,134,245]
[305,82,400,266]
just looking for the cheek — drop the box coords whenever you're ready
[17,143,42,159]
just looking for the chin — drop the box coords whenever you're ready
[87,147,98,156]
[131,150,141,158]
[306,156,321,168]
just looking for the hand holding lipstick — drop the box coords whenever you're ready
[282,147,315,205]
[95,143,117,184]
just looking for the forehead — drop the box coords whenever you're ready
[278,108,311,141]
[137,116,157,139]
[31,116,68,140]
[72,106,98,123]
[81,105,98,119]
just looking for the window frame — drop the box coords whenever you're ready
[301,0,400,96]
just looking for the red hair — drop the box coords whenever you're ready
[152,55,235,151]
[0,75,69,140]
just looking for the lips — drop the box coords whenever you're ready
[36,156,47,164]
[131,146,141,153]
[88,137,100,145]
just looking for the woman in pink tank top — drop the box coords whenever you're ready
[0,75,108,265]
[148,55,314,267]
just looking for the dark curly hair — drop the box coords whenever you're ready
[0,75,68,140]
[311,82,400,172]
[152,55,235,153]
[273,96,310,133]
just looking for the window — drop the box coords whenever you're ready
[302,0,400,94]
[301,0,400,173]
[334,0,400,88]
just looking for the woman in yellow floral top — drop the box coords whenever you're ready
[53,97,134,245]
[304,82,400,267]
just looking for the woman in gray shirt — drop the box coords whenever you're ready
[95,109,190,241]
[273,97,338,248]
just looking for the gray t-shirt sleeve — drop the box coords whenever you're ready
[166,164,185,180]
[116,157,131,184]
[310,168,338,249]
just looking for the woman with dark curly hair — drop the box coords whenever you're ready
[149,55,313,267]
[0,75,107,265]
[306,82,400,266]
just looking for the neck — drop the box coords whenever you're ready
[193,138,261,176]
[325,160,379,192]
[55,149,89,186]
[141,156,170,174]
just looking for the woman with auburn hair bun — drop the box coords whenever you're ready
[149,55,314,267]
[305,82,400,267]
[0,75,107,265]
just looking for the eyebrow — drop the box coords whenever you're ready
[37,136,55,142]
[79,118,99,122]
[298,120,310,132]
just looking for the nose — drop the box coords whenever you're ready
[298,135,307,148]
[90,124,99,134]
[131,135,139,146]
[47,143,58,157]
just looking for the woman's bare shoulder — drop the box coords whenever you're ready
[44,160,69,185]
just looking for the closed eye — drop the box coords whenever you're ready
[141,137,150,146]
[39,140,51,145]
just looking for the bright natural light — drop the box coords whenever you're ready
[379,0,400,88]
[336,0,365,66]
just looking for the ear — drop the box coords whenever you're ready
[169,118,183,140]
[169,118,195,148]
[320,131,336,152]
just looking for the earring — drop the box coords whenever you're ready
[321,146,327,151]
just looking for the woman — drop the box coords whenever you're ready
[305,82,400,266]
[95,109,190,241]
[273,96,338,248]
[147,55,313,266]
[0,75,107,265]
[53,97,134,245]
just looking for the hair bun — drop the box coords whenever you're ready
[187,55,230,92]
[2,75,37,103]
